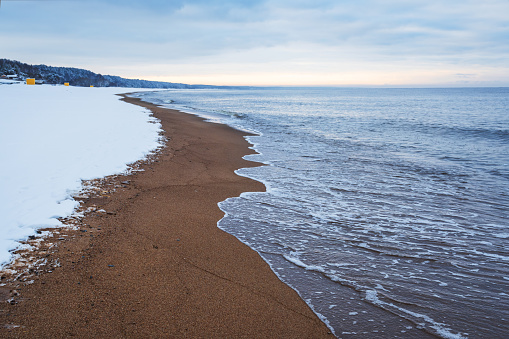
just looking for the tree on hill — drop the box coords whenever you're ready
[0,58,203,88]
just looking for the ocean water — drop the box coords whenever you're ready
[134,88,509,338]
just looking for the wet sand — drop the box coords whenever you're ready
[0,95,334,337]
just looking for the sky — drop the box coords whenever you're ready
[0,0,508,86]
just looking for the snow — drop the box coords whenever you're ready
[0,79,20,84]
[0,83,162,267]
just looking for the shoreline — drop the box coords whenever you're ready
[0,94,333,337]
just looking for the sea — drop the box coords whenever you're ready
[133,87,509,339]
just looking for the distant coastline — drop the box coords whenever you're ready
[0,59,245,89]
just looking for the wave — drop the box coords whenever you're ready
[282,253,468,339]
[138,87,509,338]
[380,119,509,143]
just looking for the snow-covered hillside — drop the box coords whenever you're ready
[0,83,162,266]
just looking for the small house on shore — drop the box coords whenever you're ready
[26,78,44,85]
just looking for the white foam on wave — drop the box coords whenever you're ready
[280,255,468,339]
[283,254,307,268]
[365,290,467,339]
[283,254,327,273]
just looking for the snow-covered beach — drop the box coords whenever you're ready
[0,88,331,337]
[0,82,162,267]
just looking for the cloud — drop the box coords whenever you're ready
[1,0,508,85]
[455,74,476,78]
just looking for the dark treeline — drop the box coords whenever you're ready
[0,59,222,89]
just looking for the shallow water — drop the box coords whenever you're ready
[136,87,509,338]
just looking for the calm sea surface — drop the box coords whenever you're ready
[135,88,509,338]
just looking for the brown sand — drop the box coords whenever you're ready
[0,95,334,338]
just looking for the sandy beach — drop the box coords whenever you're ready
[0,95,333,337]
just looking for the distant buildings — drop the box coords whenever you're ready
[1,74,45,84]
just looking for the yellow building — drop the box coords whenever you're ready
[64,82,69,86]
[26,78,36,85]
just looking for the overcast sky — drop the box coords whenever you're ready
[1,0,508,86]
